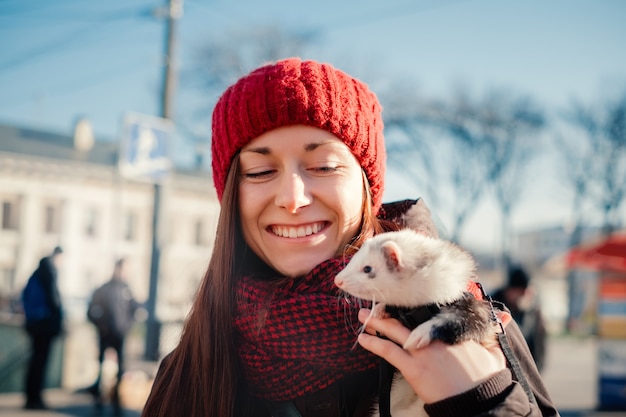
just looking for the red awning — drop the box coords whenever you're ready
[566,233,626,272]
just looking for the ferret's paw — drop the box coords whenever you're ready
[403,322,434,350]
[372,303,387,318]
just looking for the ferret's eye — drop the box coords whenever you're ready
[363,266,372,274]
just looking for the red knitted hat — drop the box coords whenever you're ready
[211,57,386,213]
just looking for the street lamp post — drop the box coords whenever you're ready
[144,0,183,361]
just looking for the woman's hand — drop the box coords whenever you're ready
[357,308,506,404]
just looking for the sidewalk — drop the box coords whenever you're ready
[0,389,140,417]
[0,320,162,417]
[1,336,625,416]
[0,363,154,417]
[0,388,621,417]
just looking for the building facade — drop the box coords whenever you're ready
[0,122,219,324]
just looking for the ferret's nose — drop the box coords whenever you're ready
[334,276,343,288]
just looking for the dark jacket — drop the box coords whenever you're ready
[230,306,557,417]
[491,287,547,373]
[22,257,63,337]
[87,278,138,339]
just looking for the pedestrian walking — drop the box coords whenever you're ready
[83,258,139,416]
[491,264,548,372]
[21,246,64,410]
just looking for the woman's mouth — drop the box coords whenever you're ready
[270,222,326,238]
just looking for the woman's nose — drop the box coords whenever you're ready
[274,172,311,213]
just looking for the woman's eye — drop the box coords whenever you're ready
[311,166,339,173]
[243,170,274,179]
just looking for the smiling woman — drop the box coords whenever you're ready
[238,126,365,277]
[141,57,558,417]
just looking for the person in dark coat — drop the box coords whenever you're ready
[22,246,64,410]
[491,265,548,372]
[84,258,139,415]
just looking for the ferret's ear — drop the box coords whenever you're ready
[381,241,403,272]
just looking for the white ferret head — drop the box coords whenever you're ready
[334,229,476,307]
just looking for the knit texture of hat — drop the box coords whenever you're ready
[211,57,386,213]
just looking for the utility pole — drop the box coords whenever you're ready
[144,0,183,361]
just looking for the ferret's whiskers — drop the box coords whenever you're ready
[361,295,377,332]
[351,295,377,351]
[372,287,385,302]
[338,291,365,336]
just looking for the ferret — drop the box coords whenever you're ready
[334,229,499,417]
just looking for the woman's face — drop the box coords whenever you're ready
[238,125,365,277]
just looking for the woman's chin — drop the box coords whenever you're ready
[271,257,328,278]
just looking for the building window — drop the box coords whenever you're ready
[123,211,137,241]
[84,269,96,292]
[43,202,63,234]
[1,198,20,230]
[85,207,98,237]
[0,267,15,295]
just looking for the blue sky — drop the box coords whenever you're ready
[2,0,624,140]
[1,0,625,249]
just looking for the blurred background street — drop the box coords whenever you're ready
[0,331,623,416]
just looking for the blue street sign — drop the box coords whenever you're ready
[119,113,174,182]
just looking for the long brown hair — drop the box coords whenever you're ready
[141,156,388,417]
[142,156,245,416]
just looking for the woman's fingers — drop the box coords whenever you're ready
[357,308,508,403]
[358,308,411,346]
[357,332,409,369]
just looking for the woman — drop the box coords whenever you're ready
[142,58,558,416]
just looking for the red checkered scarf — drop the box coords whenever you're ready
[234,256,375,401]
[233,200,424,401]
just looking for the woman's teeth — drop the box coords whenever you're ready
[272,222,324,238]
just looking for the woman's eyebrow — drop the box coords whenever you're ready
[242,146,270,155]
[304,140,337,152]
[243,140,337,155]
